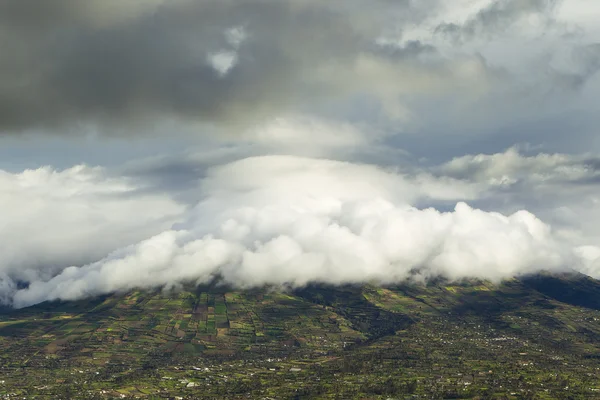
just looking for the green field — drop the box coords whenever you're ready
[1,274,600,398]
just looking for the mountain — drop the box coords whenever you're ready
[2,274,600,399]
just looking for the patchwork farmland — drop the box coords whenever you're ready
[1,276,600,398]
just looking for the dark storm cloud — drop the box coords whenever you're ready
[0,0,387,134]
[1,0,596,149]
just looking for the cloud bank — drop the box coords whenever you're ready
[3,150,597,308]
[0,164,184,303]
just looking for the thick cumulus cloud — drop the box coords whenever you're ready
[0,165,185,298]
[435,147,600,240]
[8,153,592,308]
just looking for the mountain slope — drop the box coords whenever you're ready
[1,275,600,398]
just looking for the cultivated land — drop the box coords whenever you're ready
[1,274,600,398]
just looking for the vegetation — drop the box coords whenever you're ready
[1,273,600,398]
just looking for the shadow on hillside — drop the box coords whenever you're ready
[520,273,600,311]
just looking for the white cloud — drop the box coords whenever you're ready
[207,51,238,77]
[0,165,185,291]
[225,26,247,48]
[9,155,589,308]
[439,146,599,186]
[434,147,600,250]
[240,116,381,157]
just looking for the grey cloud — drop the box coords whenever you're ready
[0,0,597,165]
[435,0,560,42]
[375,40,438,60]
[0,0,389,134]
[551,43,600,90]
[117,145,260,204]
[438,147,600,186]
[0,0,560,141]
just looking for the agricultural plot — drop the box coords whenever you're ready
[1,275,600,398]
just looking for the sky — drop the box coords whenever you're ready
[1,0,600,307]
